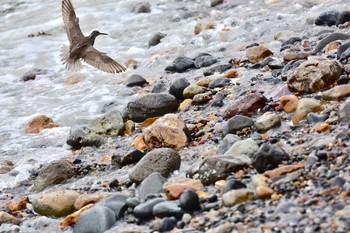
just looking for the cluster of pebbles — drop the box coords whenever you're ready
[1,1,350,233]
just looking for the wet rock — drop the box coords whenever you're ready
[211,92,225,107]
[251,174,270,188]
[203,64,232,76]
[217,134,241,154]
[142,114,188,150]
[287,57,343,94]
[292,98,323,125]
[74,193,110,210]
[178,99,192,111]
[281,37,302,48]
[111,149,145,167]
[255,112,281,132]
[194,54,218,68]
[194,21,216,35]
[223,93,268,119]
[0,160,14,174]
[246,45,273,64]
[153,201,184,218]
[225,115,254,135]
[280,95,298,113]
[192,92,212,105]
[179,189,200,211]
[322,84,350,101]
[155,216,177,232]
[1,196,29,211]
[183,84,206,99]
[283,52,308,62]
[210,0,224,7]
[337,74,349,85]
[256,186,274,199]
[169,78,190,101]
[222,179,247,194]
[338,42,350,62]
[315,10,350,26]
[208,78,231,89]
[149,32,166,47]
[129,148,181,184]
[252,143,290,173]
[224,138,259,159]
[338,99,350,124]
[221,189,254,207]
[163,178,204,200]
[124,74,147,87]
[67,125,103,149]
[133,197,166,219]
[131,2,151,13]
[137,172,167,201]
[263,162,304,178]
[222,69,238,78]
[187,155,250,185]
[32,190,79,218]
[125,93,179,122]
[30,159,75,192]
[281,60,304,81]
[26,115,60,134]
[0,212,21,225]
[315,122,331,132]
[206,223,234,233]
[20,68,49,81]
[165,56,195,73]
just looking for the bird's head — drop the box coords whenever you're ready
[90,30,108,37]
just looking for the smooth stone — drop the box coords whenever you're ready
[165,56,194,73]
[183,84,206,99]
[26,115,59,134]
[223,93,267,120]
[111,149,145,167]
[256,186,274,199]
[186,155,250,185]
[217,134,241,154]
[263,163,304,178]
[211,92,225,107]
[292,98,323,125]
[338,99,350,124]
[179,189,200,211]
[153,201,184,218]
[192,92,212,105]
[32,190,79,218]
[129,148,181,184]
[280,95,298,113]
[322,84,350,101]
[208,78,231,89]
[0,212,21,225]
[254,112,281,132]
[131,1,151,13]
[163,178,204,200]
[225,115,254,135]
[124,93,179,122]
[210,0,224,7]
[137,172,167,201]
[194,54,218,68]
[246,45,273,63]
[133,197,166,219]
[337,74,349,85]
[126,197,141,208]
[30,159,75,192]
[169,78,190,101]
[124,74,147,87]
[221,179,247,194]
[287,57,343,94]
[221,189,254,207]
[252,143,290,173]
[315,10,350,26]
[74,193,110,210]
[283,52,308,62]
[178,99,193,111]
[157,216,177,232]
[203,64,232,76]
[251,174,270,188]
[224,138,259,159]
[148,32,166,47]
[20,68,49,81]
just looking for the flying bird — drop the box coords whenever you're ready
[61,0,126,73]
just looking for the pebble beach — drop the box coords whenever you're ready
[1,0,350,232]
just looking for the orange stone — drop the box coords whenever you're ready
[279,95,298,113]
[163,178,204,200]
[246,45,273,64]
[26,115,60,134]
[315,122,331,133]
[2,196,29,211]
[60,204,94,229]
[256,186,274,199]
[223,69,238,78]
[263,162,304,178]
[131,134,148,151]
[283,52,309,62]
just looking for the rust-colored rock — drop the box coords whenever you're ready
[263,162,304,178]
[279,95,299,113]
[163,178,204,200]
[322,84,350,101]
[283,52,308,62]
[246,45,273,63]
[315,122,332,133]
[223,69,238,78]
[60,204,93,229]
[124,120,135,135]
[223,93,268,120]
[26,115,60,134]
[131,134,148,151]
[143,114,188,150]
[2,196,29,211]
[256,186,274,199]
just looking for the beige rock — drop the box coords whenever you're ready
[2,196,29,211]
[179,99,193,111]
[246,45,273,63]
[322,85,350,101]
[251,174,270,188]
[196,78,213,87]
[32,190,80,218]
[194,21,215,35]
[143,114,188,150]
[26,115,60,134]
[324,40,342,53]
[292,98,323,125]
[206,223,235,233]
[64,75,85,84]
[163,177,204,200]
[280,95,299,113]
[256,186,274,199]
[0,211,21,225]
[183,84,206,99]
[222,189,254,207]
[74,193,110,210]
[124,120,135,135]
[0,160,14,174]
[283,52,308,62]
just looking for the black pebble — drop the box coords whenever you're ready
[179,189,200,211]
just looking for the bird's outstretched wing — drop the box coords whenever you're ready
[62,0,85,44]
[83,46,126,73]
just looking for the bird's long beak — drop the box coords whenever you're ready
[99,32,108,36]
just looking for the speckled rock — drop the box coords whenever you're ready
[292,98,324,125]
[255,112,281,132]
[129,148,181,184]
[287,57,343,94]
[194,53,218,68]
[222,189,254,207]
[224,138,259,159]
[183,84,206,99]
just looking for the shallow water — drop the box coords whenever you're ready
[0,0,348,190]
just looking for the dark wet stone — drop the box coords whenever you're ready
[225,115,254,135]
[203,64,232,76]
[208,78,231,89]
[124,74,147,87]
[252,143,290,173]
[129,148,181,184]
[169,78,191,101]
[187,155,250,185]
[20,68,49,81]
[249,57,274,69]
[137,172,167,201]
[194,54,218,68]
[332,177,346,187]
[149,32,166,47]
[211,0,224,7]
[179,189,200,211]
[152,79,167,93]
[315,10,350,26]
[337,75,349,85]
[222,179,247,194]
[268,59,285,70]
[337,41,350,59]
[223,93,268,120]
[30,160,75,192]
[211,92,225,107]
[316,150,327,160]
[281,37,302,48]
[131,2,151,13]
[165,56,195,73]
[133,197,166,219]
[111,149,145,167]
[153,201,184,218]
[126,197,141,208]
[158,216,177,232]
[217,134,241,154]
[339,46,350,63]
[125,93,178,122]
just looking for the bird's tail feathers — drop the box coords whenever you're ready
[60,44,82,71]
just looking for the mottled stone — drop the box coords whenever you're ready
[194,54,218,68]
[183,84,206,99]
[0,212,21,225]
[217,134,241,154]
[26,115,59,134]
[225,115,254,135]
[255,112,281,132]
[246,45,273,64]
[292,98,324,125]
[322,84,350,101]
[222,189,254,207]
[192,92,212,105]
[224,138,259,159]
[163,178,204,200]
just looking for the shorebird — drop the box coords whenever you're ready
[61,0,126,73]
